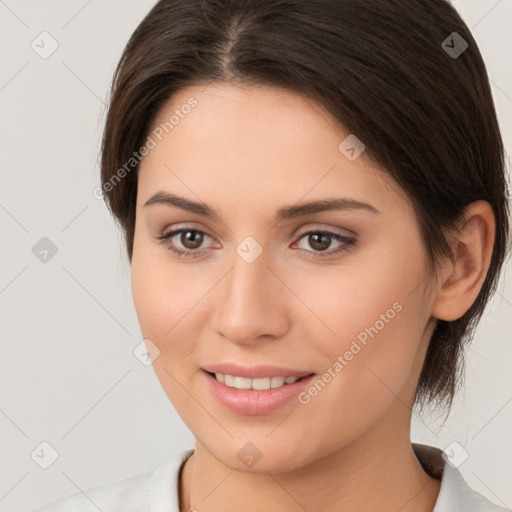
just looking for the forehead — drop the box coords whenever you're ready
[137,83,408,217]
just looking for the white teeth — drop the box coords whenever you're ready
[234,376,252,389]
[212,372,302,390]
[271,376,285,388]
[252,377,271,391]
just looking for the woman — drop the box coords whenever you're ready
[34,0,510,510]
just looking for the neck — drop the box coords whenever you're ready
[179,407,441,512]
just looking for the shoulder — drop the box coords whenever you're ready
[31,470,152,512]
[412,443,511,512]
[31,449,194,512]
[436,463,511,512]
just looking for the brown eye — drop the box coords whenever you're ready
[294,230,356,259]
[179,230,205,249]
[307,232,331,252]
[154,227,356,260]
[153,228,214,258]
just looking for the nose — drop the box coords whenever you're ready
[211,245,290,346]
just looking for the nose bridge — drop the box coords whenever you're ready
[226,240,272,315]
[213,237,285,343]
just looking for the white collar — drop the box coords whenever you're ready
[147,445,509,511]
[412,443,509,511]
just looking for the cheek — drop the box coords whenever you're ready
[292,230,424,352]
[290,305,422,456]
[131,245,203,414]
[131,238,197,357]
[295,269,422,396]
[293,240,428,435]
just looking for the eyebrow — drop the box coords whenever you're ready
[143,191,379,222]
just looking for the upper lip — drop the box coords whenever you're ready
[202,363,315,379]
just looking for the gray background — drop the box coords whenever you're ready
[0,1,510,511]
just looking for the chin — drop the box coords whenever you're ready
[195,431,320,474]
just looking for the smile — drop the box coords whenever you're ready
[212,372,304,390]
[202,370,316,415]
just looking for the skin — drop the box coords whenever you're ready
[131,83,495,512]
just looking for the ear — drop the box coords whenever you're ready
[431,200,496,322]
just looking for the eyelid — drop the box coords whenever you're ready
[160,221,353,240]
[159,221,217,238]
[293,223,355,239]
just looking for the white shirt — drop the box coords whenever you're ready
[33,444,510,511]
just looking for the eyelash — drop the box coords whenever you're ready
[154,227,356,260]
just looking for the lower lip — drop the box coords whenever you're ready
[203,370,316,415]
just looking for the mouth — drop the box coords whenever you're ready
[202,369,317,415]
[205,370,314,390]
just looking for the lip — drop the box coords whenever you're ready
[201,363,313,379]
[202,369,316,416]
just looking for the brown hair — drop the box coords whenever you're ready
[100,0,510,412]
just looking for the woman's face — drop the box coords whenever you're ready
[132,83,438,472]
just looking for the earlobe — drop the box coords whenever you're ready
[431,201,495,322]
